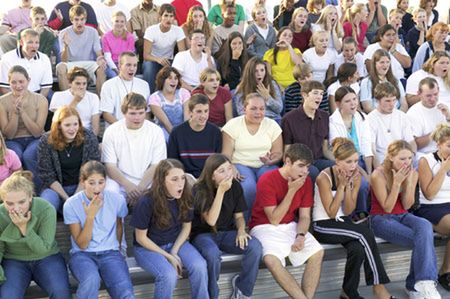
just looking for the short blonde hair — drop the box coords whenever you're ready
[0,171,34,201]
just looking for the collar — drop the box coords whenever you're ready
[299,106,320,120]
[138,3,158,12]
[16,46,39,60]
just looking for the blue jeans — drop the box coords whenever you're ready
[6,136,41,190]
[0,253,71,299]
[142,61,163,92]
[308,158,335,183]
[69,250,135,299]
[356,176,370,214]
[40,184,77,213]
[370,213,437,290]
[235,164,278,221]
[192,231,262,298]
[105,66,118,79]
[133,242,208,299]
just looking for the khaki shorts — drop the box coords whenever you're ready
[250,221,323,267]
[58,61,99,84]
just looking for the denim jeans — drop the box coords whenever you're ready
[69,250,135,299]
[0,253,71,299]
[235,164,278,221]
[142,61,163,92]
[192,230,262,299]
[133,242,208,299]
[370,213,438,290]
[40,184,78,213]
[308,158,335,183]
[6,136,41,190]
[105,66,118,79]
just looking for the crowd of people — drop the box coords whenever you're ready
[0,0,449,298]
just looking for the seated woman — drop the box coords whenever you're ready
[38,106,100,212]
[313,138,392,299]
[208,0,246,32]
[191,154,262,299]
[245,4,277,59]
[312,5,344,54]
[0,171,71,298]
[303,30,337,84]
[370,140,441,299]
[233,57,283,122]
[306,0,325,25]
[0,66,47,189]
[131,159,208,299]
[417,124,450,291]
[148,66,190,141]
[191,68,232,127]
[398,0,414,33]
[0,131,21,185]
[263,26,302,89]
[289,7,312,53]
[215,32,249,91]
[343,3,369,53]
[101,11,135,79]
[181,6,213,50]
[64,161,134,298]
[222,93,283,219]
[327,63,361,113]
[406,51,450,106]
[360,49,407,113]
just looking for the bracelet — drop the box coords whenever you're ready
[390,49,397,55]
[296,232,306,238]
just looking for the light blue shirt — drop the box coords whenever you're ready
[359,77,405,110]
[63,190,128,254]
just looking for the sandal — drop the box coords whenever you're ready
[438,272,450,291]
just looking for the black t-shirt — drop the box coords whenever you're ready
[131,195,194,246]
[58,143,83,186]
[191,180,247,239]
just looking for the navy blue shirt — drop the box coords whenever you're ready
[131,195,193,246]
[49,1,98,30]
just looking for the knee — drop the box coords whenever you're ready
[188,256,208,276]
[263,255,282,271]
[415,218,434,237]
[78,272,101,291]
[347,243,365,260]
[200,246,222,265]
[246,239,263,259]
[155,267,178,288]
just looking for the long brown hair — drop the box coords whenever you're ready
[235,57,276,101]
[48,106,84,151]
[383,140,414,191]
[273,26,293,65]
[216,31,249,80]
[184,6,212,41]
[368,49,400,98]
[149,159,192,229]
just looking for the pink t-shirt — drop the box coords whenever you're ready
[1,7,31,33]
[0,149,22,184]
[148,88,191,107]
[101,31,135,64]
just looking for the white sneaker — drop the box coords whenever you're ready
[414,280,441,299]
[405,288,425,299]
[230,274,250,299]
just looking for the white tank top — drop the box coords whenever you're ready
[313,169,345,221]
[419,152,450,205]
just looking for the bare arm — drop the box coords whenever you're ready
[418,157,448,200]
[0,107,19,138]
[406,94,420,107]
[170,222,191,254]
[69,222,94,250]
[392,50,411,69]
[20,98,48,137]
[150,104,174,133]
[49,181,70,201]
[224,101,233,123]
[137,164,158,192]
[102,112,118,124]
[221,132,235,160]
[91,114,100,136]
[415,134,431,150]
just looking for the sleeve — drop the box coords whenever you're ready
[236,5,247,23]
[207,6,218,24]
[396,43,409,56]
[92,30,102,53]
[0,59,10,88]
[262,49,273,64]
[47,17,62,30]
[359,78,372,103]
[215,126,223,152]
[127,33,136,52]
[130,9,141,31]
[91,93,101,115]
[63,199,80,225]
[269,119,282,142]
[244,26,257,57]
[222,119,238,140]
[6,150,21,171]
[299,177,313,208]
[143,26,154,42]
[0,239,5,282]
[222,88,231,103]
[171,52,185,74]
[302,50,312,64]
[130,197,152,230]
[343,22,352,37]
[99,83,115,113]
[363,45,375,61]
[151,127,167,164]
[266,82,283,115]
[233,93,245,116]
[85,130,101,161]
[175,26,186,42]
[359,119,373,157]
[405,73,419,95]
[101,127,118,164]
[148,92,162,106]
[255,175,278,207]
[281,116,294,144]
[85,4,99,28]
[1,11,11,27]
[398,79,405,98]
[402,114,415,143]
[41,55,53,90]
[406,109,424,137]
[117,194,128,218]
[412,43,427,72]
[57,29,65,54]
[328,117,340,144]
[179,88,191,103]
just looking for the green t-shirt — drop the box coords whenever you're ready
[367,4,388,33]
[207,4,246,26]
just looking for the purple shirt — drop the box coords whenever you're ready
[2,7,31,33]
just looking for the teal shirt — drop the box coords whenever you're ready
[207,4,246,26]
[0,197,59,282]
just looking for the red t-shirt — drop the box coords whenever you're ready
[370,189,407,215]
[191,86,231,127]
[249,169,314,229]
[171,0,202,26]
[292,30,312,53]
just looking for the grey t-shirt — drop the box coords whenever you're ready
[59,26,101,61]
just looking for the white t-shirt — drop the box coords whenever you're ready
[366,109,414,162]
[102,119,166,185]
[143,24,185,59]
[334,53,367,78]
[327,81,360,97]
[49,89,100,130]
[363,42,410,80]
[406,69,450,106]
[406,102,447,156]
[172,50,215,86]
[302,47,337,83]
[419,153,450,205]
[256,25,269,40]
[95,2,131,33]
[100,76,150,123]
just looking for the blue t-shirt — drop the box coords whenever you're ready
[131,195,193,246]
[63,190,128,254]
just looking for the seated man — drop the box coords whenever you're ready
[367,81,417,164]
[172,30,215,92]
[56,5,106,96]
[249,143,324,299]
[407,77,449,159]
[0,29,52,98]
[50,67,100,136]
[100,51,150,125]
[48,0,98,30]
[168,94,222,178]
[0,0,32,57]
[102,92,166,205]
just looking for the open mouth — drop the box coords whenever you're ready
[93,192,100,196]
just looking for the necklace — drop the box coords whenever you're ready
[120,77,134,95]
[377,111,393,133]
[64,144,74,158]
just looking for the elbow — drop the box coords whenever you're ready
[75,240,89,250]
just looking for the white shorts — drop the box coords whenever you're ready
[250,221,323,267]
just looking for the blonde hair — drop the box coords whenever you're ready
[332,137,357,161]
[345,3,366,44]
[112,11,128,40]
[199,68,221,83]
[383,140,414,191]
[316,5,343,37]
[293,63,312,81]
[311,30,328,47]
[0,171,34,201]
[412,7,426,18]
[431,123,450,144]
[289,7,309,32]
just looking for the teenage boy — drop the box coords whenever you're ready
[48,0,98,30]
[142,3,186,92]
[102,92,166,205]
[168,94,222,178]
[281,80,334,181]
[367,81,417,164]
[27,6,57,59]
[172,30,215,91]
[249,143,324,299]
[56,5,106,96]
[100,51,150,125]
[211,5,241,55]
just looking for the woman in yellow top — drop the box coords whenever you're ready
[263,26,302,89]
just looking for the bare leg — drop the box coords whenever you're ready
[433,215,450,274]
[264,254,307,299]
[95,67,106,96]
[373,284,392,299]
[302,250,324,299]
[56,63,69,91]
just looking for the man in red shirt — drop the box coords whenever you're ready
[249,143,324,299]
[171,0,202,25]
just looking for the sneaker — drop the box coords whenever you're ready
[405,288,425,299]
[414,280,441,299]
[230,274,250,299]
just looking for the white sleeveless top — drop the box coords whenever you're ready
[419,152,450,205]
[313,170,345,221]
